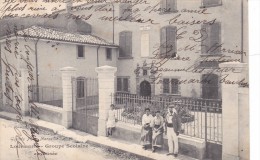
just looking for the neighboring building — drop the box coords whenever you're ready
[0,22,117,112]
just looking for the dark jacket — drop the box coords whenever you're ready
[165,112,181,134]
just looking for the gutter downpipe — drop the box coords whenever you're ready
[97,45,101,68]
[35,38,40,102]
[241,0,244,63]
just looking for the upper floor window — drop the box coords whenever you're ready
[119,2,132,21]
[160,26,177,58]
[202,0,222,7]
[77,45,84,58]
[117,77,129,92]
[161,0,177,13]
[119,31,132,58]
[162,78,180,95]
[106,48,112,60]
[201,22,221,55]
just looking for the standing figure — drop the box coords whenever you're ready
[151,110,164,152]
[140,108,153,150]
[106,104,117,136]
[165,105,181,157]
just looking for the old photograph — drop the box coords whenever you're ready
[0,0,249,159]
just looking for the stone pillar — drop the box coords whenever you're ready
[95,65,117,137]
[60,67,76,128]
[20,69,29,116]
[219,62,248,160]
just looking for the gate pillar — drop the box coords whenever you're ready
[95,65,117,137]
[60,66,76,128]
[219,62,248,160]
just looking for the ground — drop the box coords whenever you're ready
[0,118,138,160]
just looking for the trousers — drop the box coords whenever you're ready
[167,127,178,154]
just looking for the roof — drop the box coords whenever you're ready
[15,25,117,47]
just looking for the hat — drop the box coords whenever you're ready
[168,104,175,108]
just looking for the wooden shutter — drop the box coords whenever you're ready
[167,0,176,12]
[119,32,126,57]
[119,3,132,20]
[123,78,128,92]
[202,74,219,99]
[163,78,170,93]
[201,24,210,54]
[171,79,179,94]
[161,0,167,13]
[203,0,220,6]
[125,31,132,57]
[160,27,167,57]
[210,22,221,54]
[117,78,122,91]
[166,26,177,57]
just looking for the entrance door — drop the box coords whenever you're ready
[140,81,151,97]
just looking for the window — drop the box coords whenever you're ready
[106,48,112,60]
[141,33,150,57]
[119,2,132,21]
[201,22,221,55]
[202,0,222,7]
[162,78,179,94]
[161,0,177,13]
[160,26,177,58]
[77,78,85,98]
[77,45,84,58]
[143,69,148,76]
[119,31,132,58]
[117,77,129,92]
[202,74,219,99]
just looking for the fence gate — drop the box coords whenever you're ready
[72,77,99,136]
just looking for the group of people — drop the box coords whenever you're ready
[106,104,181,157]
[140,105,181,157]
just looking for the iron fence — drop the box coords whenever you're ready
[29,85,63,107]
[111,92,222,144]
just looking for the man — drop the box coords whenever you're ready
[165,104,181,157]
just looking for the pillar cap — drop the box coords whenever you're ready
[60,66,77,72]
[219,62,247,68]
[95,65,117,73]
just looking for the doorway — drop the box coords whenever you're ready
[140,80,151,97]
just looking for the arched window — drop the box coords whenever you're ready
[202,74,219,99]
[160,26,177,57]
[119,31,132,58]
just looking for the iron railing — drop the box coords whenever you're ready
[29,85,63,107]
[111,92,222,144]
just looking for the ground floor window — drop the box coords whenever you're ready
[117,77,129,92]
[202,74,219,99]
[162,78,180,95]
[77,78,85,98]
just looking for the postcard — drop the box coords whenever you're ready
[0,0,249,159]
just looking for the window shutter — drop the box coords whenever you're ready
[171,79,179,94]
[161,0,167,13]
[166,26,177,57]
[210,22,221,54]
[117,78,122,91]
[125,31,132,57]
[167,0,176,12]
[119,3,132,20]
[160,27,167,57]
[201,24,210,54]
[203,0,220,6]
[123,78,128,92]
[163,78,170,93]
[119,32,126,57]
